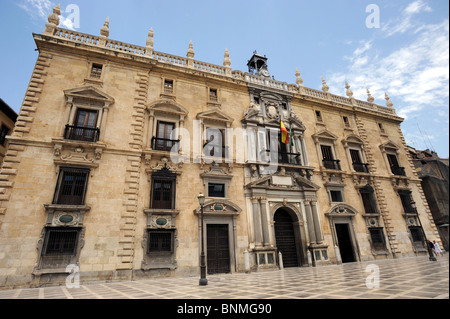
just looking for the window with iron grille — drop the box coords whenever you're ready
[147,230,174,253]
[54,167,90,205]
[43,227,80,256]
[90,63,103,79]
[409,226,424,243]
[369,227,386,251]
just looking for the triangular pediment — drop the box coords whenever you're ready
[380,140,400,151]
[64,86,114,104]
[312,129,338,141]
[343,134,364,145]
[197,109,234,124]
[148,99,188,116]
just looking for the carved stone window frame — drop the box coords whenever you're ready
[62,86,114,143]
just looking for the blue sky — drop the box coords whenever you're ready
[0,0,448,157]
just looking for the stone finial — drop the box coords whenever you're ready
[345,81,353,98]
[186,40,195,59]
[367,88,375,103]
[385,92,394,107]
[321,76,329,92]
[146,28,154,56]
[43,4,61,35]
[295,68,304,86]
[100,17,110,37]
[223,49,231,67]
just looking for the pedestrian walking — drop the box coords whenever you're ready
[428,240,436,257]
[433,240,443,256]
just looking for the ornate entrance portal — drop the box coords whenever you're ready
[274,209,300,267]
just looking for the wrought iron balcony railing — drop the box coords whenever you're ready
[323,159,341,170]
[391,165,406,176]
[152,136,180,152]
[64,125,100,143]
[353,162,370,173]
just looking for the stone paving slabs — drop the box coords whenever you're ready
[0,255,448,300]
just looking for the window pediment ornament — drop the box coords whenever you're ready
[342,134,364,147]
[64,86,114,108]
[325,204,358,218]
[312,129,338,143]
[197,109,234,126]
[380,140,400,152]
[147,99,189,116]
[194,198,242,216]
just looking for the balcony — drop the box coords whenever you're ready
[152,137,180,152]
[261,150,302,165]
[323,159,341,170]
[353,162,370,173]
[391,165,406,176]
[64,125,100,143]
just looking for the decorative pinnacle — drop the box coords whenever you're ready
[47,4,61,25]
[321,76,329,92]
[295,68,304,86]
[100,17,110,37]
[345,81,353,98]
[385,92,394,107]
[367,88,375,103]
[146,27,154,48]
[186,40,195,59]
[223,49,231,67]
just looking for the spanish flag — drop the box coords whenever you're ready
[281,120,290,145]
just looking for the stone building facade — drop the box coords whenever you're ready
[0,7,441,288]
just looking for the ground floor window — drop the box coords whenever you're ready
[43,227,80,256]
[147,229,175,253]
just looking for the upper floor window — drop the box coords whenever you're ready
[53,167,90,206]
[315,110,323,122]
[398,190,417,214]
[209,89,218,102]
[343,116,350,127]
[164,79,174,94]
[90,63,103,79]
[387,153,406,176]
[150,167,177,210]
[204,127,227,159]
[321,145,341,170]
[65,109,100,143]
[0,124,10,146]
[359,184,378,214]
[208,183,225,198]
[152,121,178,152]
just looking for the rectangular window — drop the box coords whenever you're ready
[154,121,176,151]
[330,190,343,202]
[90,63,103,79]
[315,111,323,122]
[378,123,385,133]
[0,124,10,146]
[43,228,80,256]
[343,116,350,127]
[361,192,377,214]
[409,226,424,243]
[204,128,226,158]
[369,227,386,251]
[209,89,218,102]
[321,145,334,160]
[399,191,416,214]
[54,167,90,205]
[66,109,99,142]
[164,79,174,93]
[148,230,174,253]
[208,183,225,198]
[152,179,174,209]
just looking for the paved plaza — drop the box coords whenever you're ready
[0,255,448,299]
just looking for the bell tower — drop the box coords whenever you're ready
[247,51,270,77]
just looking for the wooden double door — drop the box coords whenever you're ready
[206,224,231,275]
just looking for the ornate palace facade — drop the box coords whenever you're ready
[0,6,441,287]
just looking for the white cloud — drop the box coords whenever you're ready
[327,19,449,120]
[382,0,433,37]
[18,0,53,20]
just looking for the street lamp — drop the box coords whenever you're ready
[198,193,208,285]
[410,200,437,261]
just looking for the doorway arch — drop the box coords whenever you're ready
[274,208,302,267]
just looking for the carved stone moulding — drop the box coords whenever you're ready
[43,204,91,227]
[52,138,105,169]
